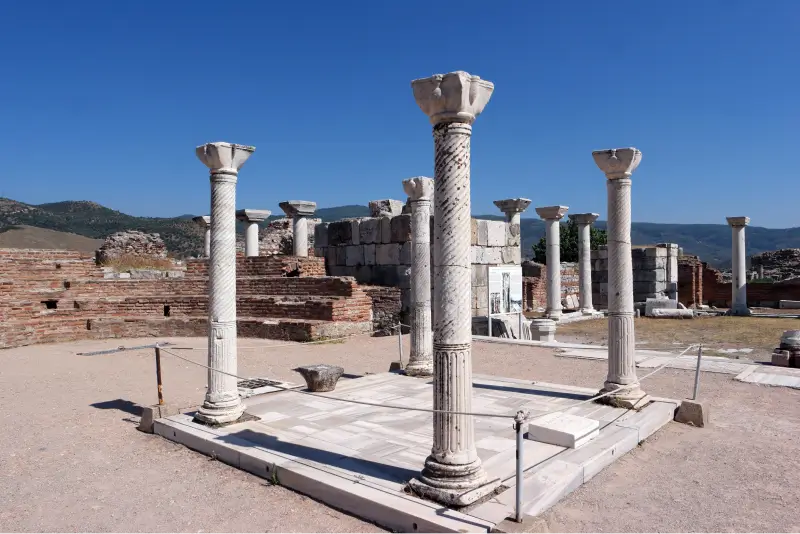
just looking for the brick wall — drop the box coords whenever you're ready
[362,286,403,336]
[520,262,579,311]
[185,255,325,278]
[678,255,704,307]
[702,262,800,307]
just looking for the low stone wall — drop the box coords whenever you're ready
[315,215,521,317]
[592,244,679,307]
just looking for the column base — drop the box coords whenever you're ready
[596,383,651,410]
[403,359,433,377]
[580,307,597,316]
[727,307,752,317]
[194,399,245,425]
[546,309,563,321]
[408,456,500,506]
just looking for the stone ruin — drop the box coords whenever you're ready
[235,217,322,256]
[95,230,168,263]
[751,248,800,282]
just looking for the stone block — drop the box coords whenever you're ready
[400,242,412,265]
[293,364,344,392]
[363,244,376,265]
[138,403,181,434]
[379,216,392,244]
[396,265,412,289]
[486,247,502,265]
[563,294,579,310]
[506,222,521,247]
[486,221,506,247]
[353,265,373,284]
[359,218,380,244]
[471,264,487,286]
[335,246,347,266]
[592,269,608,283]
[593,259,608,271]
[634,281,667,295]
[529,318,557,342]
[598,283,608,295]
[314,222,329,248]
[646,247,668,257]
[650,308,694,318]
[368,199,404,217]
[327,221,352,246]
[472,246,488,265]
[347,219,362,245]
[325,247,337,268]
[501,246,521,264]
[471,218,479,245]
[634,269,667,283]
[633,256,667,270]
[475,306,488,317]
[345,245,364,266]
[674,399,709,428]
[779,300,800,309]
[527,412,599,448]
[327,265,348,277]
[772,349,791,367]
[373,265,399,286]
[376,243,401,265]
[476,220,489,246]
[476,288,488,309]
[314,247,324,258]
[390,214,412,243]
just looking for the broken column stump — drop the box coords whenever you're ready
[294,364,344,392]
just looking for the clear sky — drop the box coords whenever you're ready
[1,1,797,227]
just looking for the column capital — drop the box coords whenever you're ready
[726,216,750,227]
[493,198,531,215]
[235,209,271,223]
[592,147,642,179]
[196,142,255,173]
[535,205,569,221]
[279,200,317,218]
[403,176,434,202]
[412,71,494,125]
[568,213,599,225]
[192,215,211,228]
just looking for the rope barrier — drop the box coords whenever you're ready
[155,341,700,422]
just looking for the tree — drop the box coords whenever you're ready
[532,219,607,264]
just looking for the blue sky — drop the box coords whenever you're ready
[1,1,797,227]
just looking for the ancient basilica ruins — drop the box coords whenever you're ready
[3,71,800,532]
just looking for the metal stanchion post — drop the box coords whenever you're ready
[155,345,164,405]
[397,322,404,367]
[692,344,703,400]
[514,410,525,523]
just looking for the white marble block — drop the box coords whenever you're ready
[527,412,599,449]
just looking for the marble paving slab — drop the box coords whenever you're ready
[154,372,677,533]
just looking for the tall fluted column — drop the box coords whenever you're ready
[195,142,255,424]
[568,213,599,314]
[236,209,271,257]
[193,216,211,257]
[493,198,531,262]
[726,217,751,316]
[593,148,648,409]
[403,176,434,377]
[535,206,569,320]
[407,71,498,506]
[279,201,317,257]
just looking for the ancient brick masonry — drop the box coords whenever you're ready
[678,255,704,307]
[702,261,800,308]
[521,261,579,311]
[0,248,377,349]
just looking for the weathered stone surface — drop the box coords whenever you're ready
[335,246,347,266]
[96,231,168,263]
[293,364,344,392]
[376,243,401,265]
[348,219,362,246]
[752,249,800,282]
[486,221,506,247]
[369,199,404,218]
[471,218,479,245]
[314,222,329,249]
[476,219,489,246]
[400,241,412,265]
[363,244,376,265]
[645,297,677,316]
[674,399,709,427]
[258,217,321,256]
[327,221,352,246]
[772,349,791,367]
[138,403,181,434]
[345,245,363,266]
[359,218,380,244]
[390,214,412,243]
[379,216,392,244]
[530,318,556,342]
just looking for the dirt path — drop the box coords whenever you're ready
[1,335,798,532]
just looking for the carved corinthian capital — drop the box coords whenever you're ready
[403,176,434,202]
[196,142,255,173]
[411,71,494,125]
[592,147,642,180]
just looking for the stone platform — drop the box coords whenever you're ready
[155,372,678,532]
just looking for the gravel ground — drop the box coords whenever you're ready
[1,334,799,532]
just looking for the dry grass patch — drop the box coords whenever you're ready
[556,316,798,357]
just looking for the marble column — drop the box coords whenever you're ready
[726,217,751,316]
[193,215,211,258]
[279,201,317,257]
[535,206,569,320]
[493,198,531,261]
[592,148,649,409]
[236,209,271,257]
[568,213,599,314]
[408,71,498,506]
[402,176,434,377]
[195,142,255,425]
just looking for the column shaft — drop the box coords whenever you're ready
[405,197,433,376]
[204,228,211,258]
[293,216,308,257]
[545,219,562,318]
[732,226,748,314]
[197,170,243,423]
[605,178,638,389]
[245,222,259,257]
[577,223,593,312]
[422,121,485,485]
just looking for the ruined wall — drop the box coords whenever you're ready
[702,262,800,307]
[521,261,579,311]
[362,286,403,336]
[314,215,521,319]
[678,255,704,308]
[592,244,679,308]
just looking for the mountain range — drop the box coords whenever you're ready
[0,198,797,267]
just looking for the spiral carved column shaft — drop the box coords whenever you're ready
[405,196,433,376]
[197,170,243,424]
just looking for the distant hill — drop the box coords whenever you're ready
[1,197,797,266]
[0,225,103,255]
